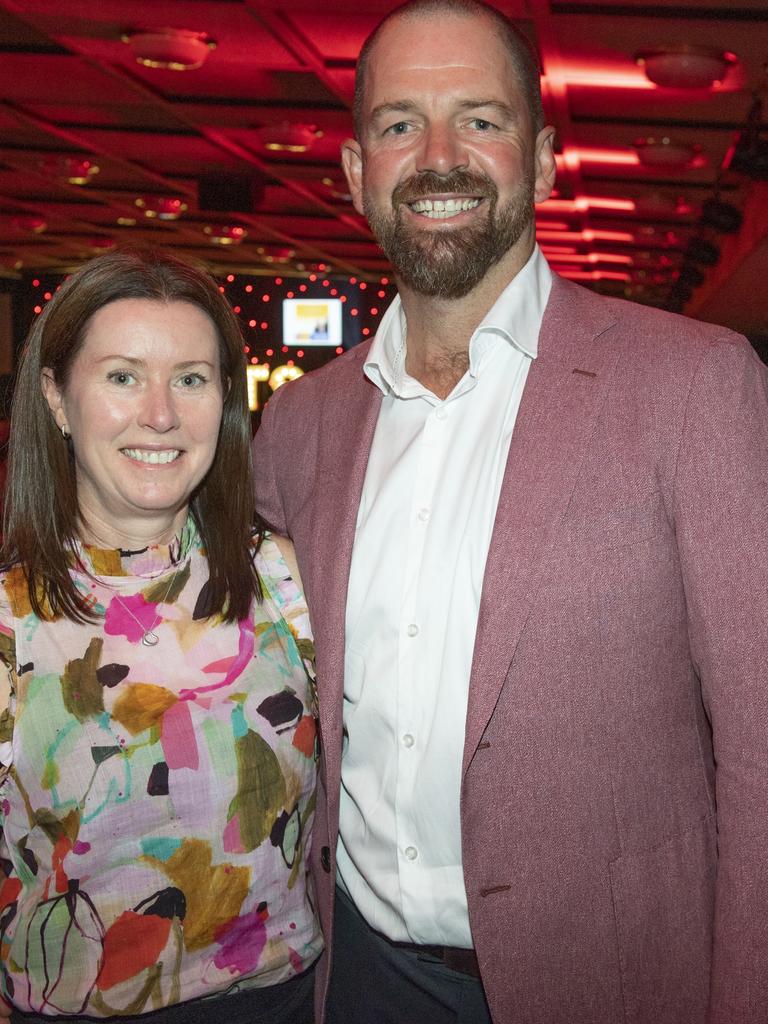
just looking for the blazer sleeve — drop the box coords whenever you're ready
[252,385,290,536]
[673,336,768,1022]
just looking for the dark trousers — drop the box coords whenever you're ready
[9,964,315,1024]
[327,887,493,1024]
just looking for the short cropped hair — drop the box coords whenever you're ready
[3,246,262,623]
[352,0,545,138]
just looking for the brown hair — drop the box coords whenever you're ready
[2,246,262,622]
[353,0,545,138]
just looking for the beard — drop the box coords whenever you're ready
[363,168,535,299]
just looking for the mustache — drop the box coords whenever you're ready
[392,170,498,205]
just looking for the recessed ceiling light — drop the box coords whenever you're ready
[254,124,323,154]
[634,137,706,169]
[134,195,189,220]
[636,47,737,89]
[40,155,100,185]
[123,28,216,71]
[205,224,248,246]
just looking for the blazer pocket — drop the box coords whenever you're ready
[609,815,716,1024]
[561,488,667,553]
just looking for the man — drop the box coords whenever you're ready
[252,2,768,1021]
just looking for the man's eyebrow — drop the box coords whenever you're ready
[368,100,419,124]
[456,99,517,119]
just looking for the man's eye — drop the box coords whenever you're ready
[470,118,495,131]
[386,121,410,135]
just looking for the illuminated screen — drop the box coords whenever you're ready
[282,297,343,347]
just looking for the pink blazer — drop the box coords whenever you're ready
[252,275,768,1024]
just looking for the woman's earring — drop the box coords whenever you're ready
[61,425,70,440]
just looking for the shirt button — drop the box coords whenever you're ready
[406,623,419,637]
[404,846,418,861]
[402,733,415,748]
[435,407,447,421]
[417,508,430,522]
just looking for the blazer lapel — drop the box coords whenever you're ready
[307,347,381,776]
[463,277,622,773]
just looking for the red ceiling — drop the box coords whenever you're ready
[0,0,766,334]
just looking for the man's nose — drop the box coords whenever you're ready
[415,124,469,177]
[139,383,180,432]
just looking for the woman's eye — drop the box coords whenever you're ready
[179,373,206,387]
[108,370,135,385]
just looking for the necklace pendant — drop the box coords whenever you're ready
[141,630,159,647]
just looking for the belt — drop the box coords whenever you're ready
[391,940,481,979]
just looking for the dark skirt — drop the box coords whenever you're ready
[9,962,315,1024]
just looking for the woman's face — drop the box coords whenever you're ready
[42,298,225,541]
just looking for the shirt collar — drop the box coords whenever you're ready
[364,245,552,396]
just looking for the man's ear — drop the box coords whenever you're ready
[533,125,557,205]
[40,368,68,433]
[341,138,365,216]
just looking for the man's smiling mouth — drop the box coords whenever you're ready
[408,197,482,219]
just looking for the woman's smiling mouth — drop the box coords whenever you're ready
[121,448,182,465]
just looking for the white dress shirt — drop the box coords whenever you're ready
[339,247,552,946]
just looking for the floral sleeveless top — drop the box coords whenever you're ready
[0,524,322,1016]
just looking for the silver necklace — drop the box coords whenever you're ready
[112,566,183,646]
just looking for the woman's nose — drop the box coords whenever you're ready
[139,384,180,432]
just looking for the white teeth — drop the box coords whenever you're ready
[409,197,481,219]
[122,448,181,465]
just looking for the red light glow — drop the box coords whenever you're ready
[558,270,631,282]
[539,196,637,213]
[547,253,633,266]
[558,67,655,90]
[567,147,640,166]
[538,229,635,244]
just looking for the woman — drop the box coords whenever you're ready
[0,249,321,1022]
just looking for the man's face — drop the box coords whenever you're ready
[343,12,555,299]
